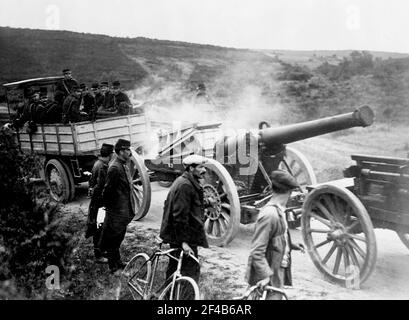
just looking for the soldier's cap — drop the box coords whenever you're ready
[100,81,109,87]
[115,139,131,152]
[79,83,87,89]
[91,82,99,89]
[270,170,300,192]
[182,154,208,167]
[100,143,114,157]
[62,68,71,74]
[112,80,121,88]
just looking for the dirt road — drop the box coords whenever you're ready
[71,176,409,300]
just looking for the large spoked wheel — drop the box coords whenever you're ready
[279,146,317,191]
[130,150,151,220]
[117,253,151,300]
[158,276,200,300]
[301,184,377,286]
[202,158,241,247]
[45,159,74,202]
[396,231,409,250]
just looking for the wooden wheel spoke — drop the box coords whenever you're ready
[220,210,230,223]
[214,219,221,237]
[308,228,330,234]
[314,202,338,224]
[314,238,331,249]
[322,195,341,221]
[292,167,303,178]
[219,192,227,199]
[221,203,231,211]
[346,233,366,242]
[347,239,366,259]
[310,212,332,228]
[346,220,360,232]
[342,247,350,274]
[322,242,337,265]
[333,248,342,275]
[345,243,360,268]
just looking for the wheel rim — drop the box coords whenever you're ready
[45,159,71,202]
[279,146,317,191]
[302,185,377,286]
[159,277,200,300]
[202,158,240,247]
[130,150,151,220]
[118,253,151,300]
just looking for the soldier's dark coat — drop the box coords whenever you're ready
[96,92,113,110]
[55,78,79,105]
[160,171,209,248]
[99,157,135,250]
[62,94,81,123]
[82,92,97,120]
[86,159,108,238]
[110,92,132,115]
[44,101,62,123]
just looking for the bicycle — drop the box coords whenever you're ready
[117,238,200,300]
[233,285,288,300]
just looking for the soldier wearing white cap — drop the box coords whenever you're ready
[160,154,209,283]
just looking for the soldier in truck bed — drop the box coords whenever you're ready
[80,83,97,121]
[96,81,113,111]
[55,68,79,105]
[62,84,84,123]
[109,80,133,115]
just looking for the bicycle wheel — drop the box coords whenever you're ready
[117,253,151,300]
[158,276,200,300]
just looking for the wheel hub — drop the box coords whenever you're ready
[327,224,348,244]
[203,184,222,221]
[49,168,63,196]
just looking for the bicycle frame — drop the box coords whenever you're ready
[126,244,199,300]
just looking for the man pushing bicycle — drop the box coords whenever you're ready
[159,154,209,284]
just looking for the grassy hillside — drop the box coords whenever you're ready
[1,27,409,125]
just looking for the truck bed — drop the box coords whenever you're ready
[18,114,151,156]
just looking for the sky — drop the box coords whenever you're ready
[1,0,409,53]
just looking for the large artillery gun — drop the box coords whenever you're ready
[134,106,375,246]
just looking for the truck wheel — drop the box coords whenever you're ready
[45,159,73,203]
[130,150,151,220]
[202,157,241,247]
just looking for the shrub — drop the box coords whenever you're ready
[0,126,74,298]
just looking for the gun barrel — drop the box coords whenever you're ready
[259,105,374,147]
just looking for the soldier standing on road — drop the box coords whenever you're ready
[160,155,209,284]
[62,85,84,124]
[55,68,79,105]
[99,139,135,273]
[85,143,114,264]
[245,170,305,299]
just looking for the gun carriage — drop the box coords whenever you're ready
[139,106,375,247]
[301,154,409,286]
